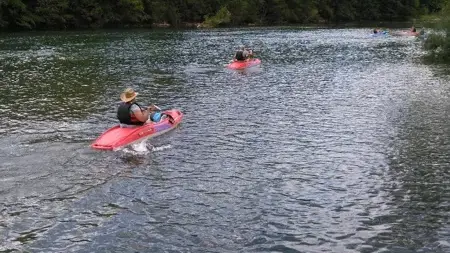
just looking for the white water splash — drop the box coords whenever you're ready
[130,140,150,153]
[151,144,172,152]
[117,139,172,155]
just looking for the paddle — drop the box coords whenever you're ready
[141,104,160,112]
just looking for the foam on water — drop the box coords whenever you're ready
[130,140,150,152]
[151,144,172,152]
[118,139,173,155]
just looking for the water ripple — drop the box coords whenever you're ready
[0,28,450,253]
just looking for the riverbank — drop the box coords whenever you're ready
[0,21,424,34]
[137,20,422,29]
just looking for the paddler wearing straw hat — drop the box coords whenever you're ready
[117,88,159,127]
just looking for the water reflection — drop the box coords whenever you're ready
[364,84,450,252]
[0,36,111,125]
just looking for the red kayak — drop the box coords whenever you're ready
[227,58,261,70]
[91,110,183,151]
[395,31,419,37]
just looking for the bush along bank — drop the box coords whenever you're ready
[0,0,445,31]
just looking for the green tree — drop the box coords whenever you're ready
[316,0,334,22]
[334,0,358,22]
[356,0,381,21]
[420,0,443,13]
[203,6,231,27]
[0,0,447,31]
[34,0,72,29]
[423,0,450,62]
[70,0,110,28]
[0,1,6,28]
[112,0,148,25]
[2,0,36,29]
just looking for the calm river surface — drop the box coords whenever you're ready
[1,28,450,253]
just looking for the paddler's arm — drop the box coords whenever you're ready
[134,105,159,122]
[134,108,150,123]
[147,104,159,111]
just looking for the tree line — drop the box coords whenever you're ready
[422,0,450,63]
[0,0,445,30]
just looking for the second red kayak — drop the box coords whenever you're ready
[395,31,419,37]
[91,110,183,151]
[227,59,261,70]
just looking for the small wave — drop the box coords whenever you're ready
[118,139,172,155]
[119,141,151,155]
[151,144,172,152]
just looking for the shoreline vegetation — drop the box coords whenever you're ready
[151,21,424,29]
[420,4,450,63]
[1,0,450,64]
[0,0,443,31]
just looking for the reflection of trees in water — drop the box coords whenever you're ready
[0,30,196,128]
[0,36,115,121]
[366,100,450,252]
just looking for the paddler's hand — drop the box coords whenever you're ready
[148,105,158,111]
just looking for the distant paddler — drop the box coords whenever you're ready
[373,28,388,34]
[233,46,253,62]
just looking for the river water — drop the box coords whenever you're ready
[1,28,450,253]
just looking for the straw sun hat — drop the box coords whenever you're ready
[120,88,138,102]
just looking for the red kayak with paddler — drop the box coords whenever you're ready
[91,88,183,151]
[91,110,183,151]
[227,46,261,70]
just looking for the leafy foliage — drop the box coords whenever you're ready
[422,1,450,62]
[203,6,231,27]
[0,0,445,30]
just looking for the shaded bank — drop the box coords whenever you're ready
[420,2,450,63]
[0,0,443,31]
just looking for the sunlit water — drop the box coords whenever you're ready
[1,28,450,253]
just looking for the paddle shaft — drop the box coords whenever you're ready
[139,105,161,112]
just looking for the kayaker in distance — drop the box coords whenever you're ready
[373,28,388,34]
[117,88,160,128]
[234,46,253,61]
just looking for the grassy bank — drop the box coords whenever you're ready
[419,8,450,63]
